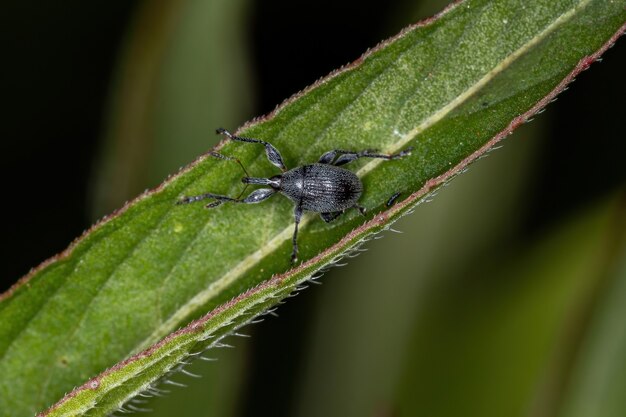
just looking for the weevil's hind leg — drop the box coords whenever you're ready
[291,206,303,264]
[177,188,276,208]
[216,128,287,172]
[320,211,342,223]
[318,147,413,166]
[355,204,367,216]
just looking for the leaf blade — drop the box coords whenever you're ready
[1,1,625,415]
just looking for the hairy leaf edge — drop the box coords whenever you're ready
[37,22,626,417]
[0,0,465,305]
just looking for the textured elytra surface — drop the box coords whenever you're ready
[282,164,364,212]
[0,0,625,416]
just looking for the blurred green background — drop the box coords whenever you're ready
[2,0,625,416]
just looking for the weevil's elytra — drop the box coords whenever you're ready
[178,128,412,264]
[281,164,363,212]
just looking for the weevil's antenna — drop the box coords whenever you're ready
[208,152,251,201]
[209,151,250,177]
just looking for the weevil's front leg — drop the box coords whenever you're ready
[217,128,287,171]
[291,205,303,264]
[177,188,276,208]
[318,147,413,166]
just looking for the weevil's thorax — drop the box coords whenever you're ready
[280,163,363,213]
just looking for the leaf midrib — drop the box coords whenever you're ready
[4,3,590,406]
[134,4,456,351]
[141,0,587,347]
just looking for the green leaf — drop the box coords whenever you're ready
[1,0,624,415]
[89,0,254,415]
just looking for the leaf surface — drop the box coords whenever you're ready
[0,0,624,415]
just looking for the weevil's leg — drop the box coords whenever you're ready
[320,211,342,223]
[317,151,336,164]
[177,193,222,205]
[291,205,303,264]
[386,192,401,207]
[177,188,275,208]
[355,204,367,216]
[240,188,276,204]
[318,147,413,166]
[216,128,287,172]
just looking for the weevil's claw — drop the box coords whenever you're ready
[209,151,224,159]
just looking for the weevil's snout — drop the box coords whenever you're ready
[242,176,282,189]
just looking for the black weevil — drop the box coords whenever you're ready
[178,128,412,263]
